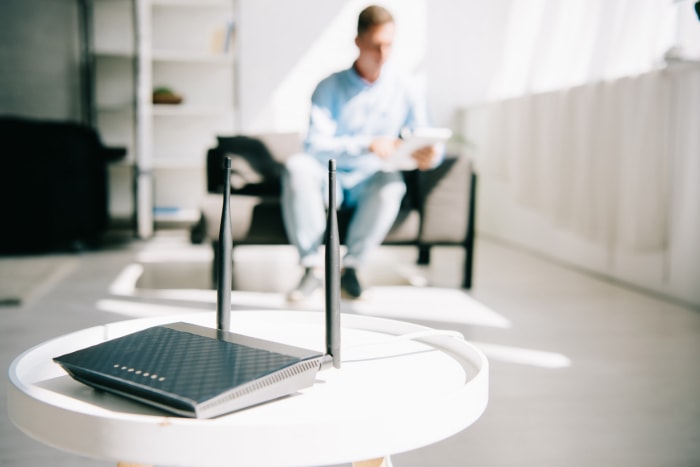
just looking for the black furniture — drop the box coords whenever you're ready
[196,134,477,288]
[0,116,126,254]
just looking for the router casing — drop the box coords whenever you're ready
[54,322,325,418]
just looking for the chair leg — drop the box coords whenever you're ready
[462,172,478,289]
[417,244,431,265]
[230,245,236,290]
[463,243,474,289]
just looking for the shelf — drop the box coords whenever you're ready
[152,104,234,117]
[97,104,133,113]
[151,50,234,63]
[92,0,134,54]
[94,50,134,59]
[152,0,231,7]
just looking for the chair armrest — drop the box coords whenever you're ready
[101,146,127,163]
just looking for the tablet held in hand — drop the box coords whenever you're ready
[384,128,452,171]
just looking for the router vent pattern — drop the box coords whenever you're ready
[201,359,321,411]
[57,326,303,403]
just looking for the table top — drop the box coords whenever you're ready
[8,310,488,467]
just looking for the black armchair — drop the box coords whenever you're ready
[196,133,477,288]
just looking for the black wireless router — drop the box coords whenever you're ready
[54,158,341,419]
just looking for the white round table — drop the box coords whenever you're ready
[8,311,488,466]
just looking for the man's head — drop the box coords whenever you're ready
[357,5,394,36]
[354,5,395,82]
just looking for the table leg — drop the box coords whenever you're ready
[353,457,391,467]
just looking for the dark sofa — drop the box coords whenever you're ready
[0,116,125,254]
[196,133,477,288]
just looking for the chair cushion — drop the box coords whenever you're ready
[207,136,284,195]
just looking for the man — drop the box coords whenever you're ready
[282,4,442,301]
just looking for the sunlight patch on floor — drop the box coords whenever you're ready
[96,298,209,319]
[346,286,512,329]
[104,260,575,370]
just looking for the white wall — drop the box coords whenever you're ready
[236,0,523,132]
[237,0,428,133]
[425,1,513,128]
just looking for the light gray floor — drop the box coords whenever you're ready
[2,229,699,467]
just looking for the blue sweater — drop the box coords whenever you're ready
[304,64,434,173]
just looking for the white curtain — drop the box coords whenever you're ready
[486,0,692,101]
[479,66,699,252]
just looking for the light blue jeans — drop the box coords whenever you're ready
[281,153,406,269]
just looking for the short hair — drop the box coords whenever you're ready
[357,5,394,36]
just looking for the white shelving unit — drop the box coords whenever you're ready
[90,0,137,228]
[91,0,237,237]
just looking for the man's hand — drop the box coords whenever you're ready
[411,145,437,171]
[369,137,400,159]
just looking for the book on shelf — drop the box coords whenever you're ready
[209,20,236,54]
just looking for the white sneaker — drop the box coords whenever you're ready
[286,268,322,302]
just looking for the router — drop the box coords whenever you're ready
[54,158,341,418]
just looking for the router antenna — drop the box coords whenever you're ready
[325,159,341,368]
[216,156,233,332]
